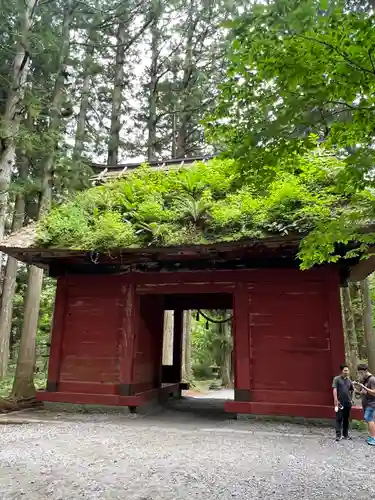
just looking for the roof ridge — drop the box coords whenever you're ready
[90,155,215,185]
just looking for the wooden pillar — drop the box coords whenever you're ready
[233,283,252,401]
[118,284,137,396]
[172,308,183,383]
[327,273,346,378]
[162,311,174,365]
[46,277,68,392]
[153,296,165,389]
[161,308,183,383]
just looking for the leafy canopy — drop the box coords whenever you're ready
[204,0,375,266]
[207,0,375,182]
[36,156,371,268]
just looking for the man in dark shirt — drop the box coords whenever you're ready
[354,364,375,446]
[332,364,353,441]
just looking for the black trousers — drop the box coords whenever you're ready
[335,405,351,437]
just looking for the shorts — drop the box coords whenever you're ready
[363,407,375,423]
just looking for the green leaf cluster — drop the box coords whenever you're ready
[202,0,375,268]
[205,0,375,189]
[36,156,368,264]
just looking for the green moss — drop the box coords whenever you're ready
[36,156,369,259]
[351,419,367,432]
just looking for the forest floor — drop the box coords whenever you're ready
[0,399,373,500]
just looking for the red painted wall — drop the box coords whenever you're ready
[228,269,345,418]
[44,267,345,418]
[54,276,124,395]
[47,276,165,398]
[249,279,334,406]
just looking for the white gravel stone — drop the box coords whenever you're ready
[0,405,373,500]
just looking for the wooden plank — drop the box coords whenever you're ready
[129,267,329,286]
[251,389,332,406]
[57,267,332,289]
[251,334,330,350]
[58,382,118,395]
[66,285,122,298]
[250,311,327,327]
[36,391,120,405]
[225,400,363,419]
[225,401,337,419]
[251,350,332,391]
[62,342,118,357]
[59,365,119,383]
[136,283,234,294]
[36,391,143,407]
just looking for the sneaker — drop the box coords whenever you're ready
[335,436,342,441]
[343,435,352,440]
[367,437,375,446]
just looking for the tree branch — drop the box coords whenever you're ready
[326,100,375,112]
[369,47,375,73]
[296,34,375,77]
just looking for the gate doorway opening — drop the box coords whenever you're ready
[138,292,235,413]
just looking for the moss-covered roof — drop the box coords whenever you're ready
[37,156,349,250]
[1,155,373,270]
[0,223,38,250]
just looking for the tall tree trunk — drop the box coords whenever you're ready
[72,33,95,163]
[162,311,174,366]
[107,19,127,165]
[341,286,359,374]
[70,30,95,190]
[147,2,161,161]
[171,60,178,158]
[0,253,5,295]
[0,159,27,377]
[11,1,73,400]
[11,266,44,399]
[220,319,233,388]
[361,278,375,373]
[181,310,192,382]
[0,0,38,241]
[350,282,366,359]
[176,1,197,157]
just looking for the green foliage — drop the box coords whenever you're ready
[207,0,375,182]
[192,317,213,369]
[191,311,232,380]
[204,0,375,267]
[35,156,363,263]
[191,320,215,379]
[0,273,55,397]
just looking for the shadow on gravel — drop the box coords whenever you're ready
[164,396,235,420]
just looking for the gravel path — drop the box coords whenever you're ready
[0,404,373,500]
[185,388,234,400]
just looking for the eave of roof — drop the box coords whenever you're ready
[0,224,303,269]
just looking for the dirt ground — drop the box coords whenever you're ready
[0,400,373,500]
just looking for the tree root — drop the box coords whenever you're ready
[0,396,42,413]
